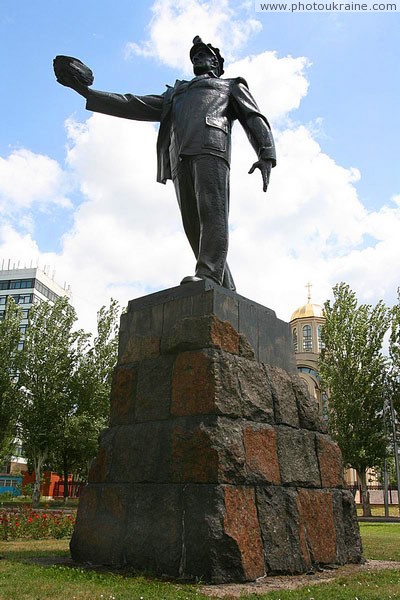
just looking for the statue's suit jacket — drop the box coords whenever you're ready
[85,74,276,184]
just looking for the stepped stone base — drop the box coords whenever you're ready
[70,282,362,583]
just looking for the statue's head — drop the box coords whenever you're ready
[190,36,224,77]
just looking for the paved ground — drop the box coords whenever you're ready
[199,560,400,597]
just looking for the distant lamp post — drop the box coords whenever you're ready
[383,384,400,517]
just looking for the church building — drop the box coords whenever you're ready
[289,284,328,421]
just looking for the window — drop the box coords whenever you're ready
[321,392,329,422]
[21,308,30,319]
[13,444,24,458]
[0,281,9,290]
[34,280,60,303]
[302,324,313,351]
[1,479,14,488]
[0,310,4,320]
[17,341,24,351]
[8,294,32,304]
[292,327,298,352]
[17,294,32,304]
[318,325,324,351]
[10,279,34,290]
[298,366,320,381]
[0,296,6,305]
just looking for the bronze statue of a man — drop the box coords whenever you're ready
[55,37,276,291]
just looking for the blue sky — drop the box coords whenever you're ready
[0,0,399,329]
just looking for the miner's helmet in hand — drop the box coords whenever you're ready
[53,56,94,87]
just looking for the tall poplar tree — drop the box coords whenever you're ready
[0,297,23,459]
[319,283,390,516]
[17,296,81,506]
[52,299,120,501]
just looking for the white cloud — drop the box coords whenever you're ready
[226,122,399,318]
[225,52,310,121]
[0,224,41,265]
[0,148,71,214]
[125,0,262,73]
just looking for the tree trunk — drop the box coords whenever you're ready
[359,467,372,517]
[32,452,48,508]
[0,417,10,451]
[383,458,389,518]
[32,477,41,508]
[63,456,69,505]
[32,455,45,508]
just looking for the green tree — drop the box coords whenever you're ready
[0,297,23,460]
[51,299,120,501]
[319,282,390,516]
[17,296,82,507]
[76,299,120,418]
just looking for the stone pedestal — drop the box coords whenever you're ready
[70,281,362,582]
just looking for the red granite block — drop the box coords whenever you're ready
[171,351,216,415]
[297,488,337,564]
[209,316,239,354]
[223,486,265,581]
[110,365,137,426]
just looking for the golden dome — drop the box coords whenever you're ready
[290,302,324,321]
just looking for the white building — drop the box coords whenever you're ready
[0,265,71,351]
[0,264,71,477]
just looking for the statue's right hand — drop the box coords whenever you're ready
[53,56,93,97]
[57,72,89,97]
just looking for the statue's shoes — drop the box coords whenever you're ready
[180,275,203,284]
[180,275,222,286]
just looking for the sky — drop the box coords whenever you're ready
[0,0,399,332]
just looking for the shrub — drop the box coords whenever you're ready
[0,507,76,540]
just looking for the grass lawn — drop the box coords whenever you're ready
[360,522,400,562]
[0,525,399,599]
[357,504,400,518]
[0,539,207,600]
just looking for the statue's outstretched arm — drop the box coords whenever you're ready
[53,55,163,122]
